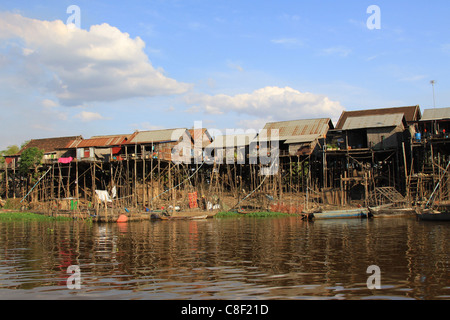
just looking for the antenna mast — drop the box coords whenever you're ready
[430,80,436,108]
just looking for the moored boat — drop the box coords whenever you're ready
[368,205,417,218]
[416,209,450,221]
[307,207,369,220]
[151,213,209,221]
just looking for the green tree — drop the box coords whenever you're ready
[18,147,44,176]
[0,145,20,164]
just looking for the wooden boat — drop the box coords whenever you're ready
[308,207,369,220]
[368,205,417,218]
[189,214,209,220]
[152,213,209,221]
[416,209,450,221]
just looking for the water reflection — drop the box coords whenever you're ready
[0,217,449,299]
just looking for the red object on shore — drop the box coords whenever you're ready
[117,214,128,223]
[188,192,198,208]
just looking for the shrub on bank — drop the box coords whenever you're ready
[0,211,72,221]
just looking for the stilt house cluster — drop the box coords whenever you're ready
[1,105,449,216]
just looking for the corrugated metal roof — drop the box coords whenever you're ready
[77,135,129,148]
[127,128,190,144]
[335,105,421,129]
[90,133,132,139]
[18,136,83,154]
[188,128,213,148]
[64,138,84,149]
[284,134,321,144]
[341,113,405,130]
[421,107,450,121]
[207,133,257,149]
[262,118,332,141]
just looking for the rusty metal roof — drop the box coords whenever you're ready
[335,105,421,129]
[64,138,84,149]
[188,128,213,148]
[18,136,83,154]
[76,134,131,148]
[262,118,333,141]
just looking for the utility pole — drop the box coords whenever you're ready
[430,80,437,134]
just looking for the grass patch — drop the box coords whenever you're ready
[215,211,293,218]
[0,211,72,222]
[1,198,24,210]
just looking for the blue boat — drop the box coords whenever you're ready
[309,208,369,220]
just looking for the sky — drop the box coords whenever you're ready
[0,0,449,150]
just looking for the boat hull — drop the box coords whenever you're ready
[311,208,369,220]
[417,211,450,221]
[151,214,209,221]
[368,207,417,218]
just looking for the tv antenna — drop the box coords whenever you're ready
[430,80,436,108]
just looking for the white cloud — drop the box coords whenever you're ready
[74,111,106,122]
[321,46,352,57]
[237,118,272,131]
[398,75,427,82]
[131,122,165,131]
[271,38,302,46]
[227,60,244,72]
[41,99,68,120]
[0,12,191,106]
[441,43,450,54]
[41,98,58,108]
[185,86,344,121]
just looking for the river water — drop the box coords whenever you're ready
[0,216,449,300]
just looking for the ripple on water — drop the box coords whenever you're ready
[0,218,449,299]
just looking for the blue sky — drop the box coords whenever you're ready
[0,0,449,149]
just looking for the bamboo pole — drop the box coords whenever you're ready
[134,144,137,207]
[5,162,8,199]
[402,142,408,195]
[143,147,146,209]
[58,162,62,200]
[92,162,96,202]
[67,163,71,199]
[12,159,16,199]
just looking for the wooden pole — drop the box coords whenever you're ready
[83,166,87,201]
[126,147,130,206]
[344,171,348,205]
[92,162,96,202]
[402,142,408,194]
[5,162,8,199]
[66,163,71,199]
[158,158,161,205]
[431,144,435,187]
[169,161,173,214]
[12,159,16,199]
[75,160,79,200]
[143,146,146,209]
[58,162,62,200]
[364,172,368,207]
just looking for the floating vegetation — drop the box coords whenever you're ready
[0,211,72,222]
[215,211,294,218]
